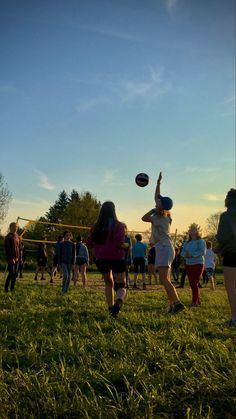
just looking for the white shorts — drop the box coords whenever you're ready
[155,242,175,267]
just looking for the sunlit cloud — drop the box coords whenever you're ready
[165,0,178,14]
[184,166,220,174]
[116,67,171,102]
[34,170,55,190]
[203,193,224,202]
[76,97,110,113]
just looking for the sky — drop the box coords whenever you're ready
[0,0,235,236]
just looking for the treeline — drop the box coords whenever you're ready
[24,189,101,242]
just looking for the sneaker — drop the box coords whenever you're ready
[171,301,185,314]
[133,284,138,290]
[110,299,123,318]
[34,276,37,281]
[40,277,46,281]
[142,283,147,290]
[221,319,236,327]
[167,304,174,314]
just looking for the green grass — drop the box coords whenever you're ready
[0,272,235,419]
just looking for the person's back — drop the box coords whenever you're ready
[89,220,125,260]
[59,240,75,265]
[132,240,147,259]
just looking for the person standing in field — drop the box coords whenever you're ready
[132,234,148,290]
[34,238,48,281]
[4,222,22,292]
[147,243,158,285]
[50,235,64,283]
[58,231,75,294]
[123,224,132,288]
[142,172,185,314]
[171,247,181,284]
[181,223,206,307]
[215,188,236,327]
[203,241,218,290]
[73,234,89,288]
[87,201,127,318]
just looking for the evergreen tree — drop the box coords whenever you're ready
[45,190,69,223]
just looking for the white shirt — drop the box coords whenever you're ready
[204,249,216,269]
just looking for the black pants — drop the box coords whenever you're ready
[5,263,18,292]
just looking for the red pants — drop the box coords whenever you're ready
[186,264,204,305]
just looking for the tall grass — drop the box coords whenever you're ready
[0,272,235,418]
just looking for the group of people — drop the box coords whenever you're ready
[3,173,236,325]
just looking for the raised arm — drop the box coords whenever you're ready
[142,208,156,222]
[154,172,162,205]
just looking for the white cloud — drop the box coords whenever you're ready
[116,67,171,102]
[184,166,220,174]
[34,170,55,191]
[76,97,110,113]
[203,193,225,202]
[165,0,178,14]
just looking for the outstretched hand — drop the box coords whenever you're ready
[157,172,162,184]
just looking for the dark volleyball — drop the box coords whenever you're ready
[135,173,149,187]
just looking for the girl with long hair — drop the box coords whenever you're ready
[181,223,206,307]
[142,172,184,314]
[216,188,236,326]
[87,201,127,317]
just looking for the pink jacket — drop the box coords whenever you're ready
[87,221,125,260]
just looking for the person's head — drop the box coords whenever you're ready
[76,234,82,242]
[63,230,72,241]
[57,235,63,242]
[91,201,119,244]
[155,195,173,215]
[98,201,118,221]
[188,223,202,240]
[9,222,18,234]
[206,240,212,249]
[225,188,236,208]
[135,234,142,242]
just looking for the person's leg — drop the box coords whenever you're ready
[73,264,79,286]
[34,265,40,280]
[147,264,152,285]
[152,265,158,284]
[133,273,138,288]
[5,264,13,292]
[40,266,46,280]
[158,266,184,313]
[103,271,114,308]
[223,267,236,320]
[158,267,181,304]
[61,264,68,293]
[10,264,18,291]
[140,258,146,289]
[209,270,215,290]
[65,264,72,292]
[186,265,203,305]
[80,264,87,288]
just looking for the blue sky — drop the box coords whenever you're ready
[0,0,235,235]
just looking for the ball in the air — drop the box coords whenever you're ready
[135,173,149,187]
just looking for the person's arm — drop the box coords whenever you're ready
[142,209,156,222]
[84,244,89,264]
[154,172,162,205]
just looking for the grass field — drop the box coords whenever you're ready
[0,272,235,419]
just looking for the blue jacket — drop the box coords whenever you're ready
[181,239,206,265]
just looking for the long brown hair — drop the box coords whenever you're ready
[90,201,119,244]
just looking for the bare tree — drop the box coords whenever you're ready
[0,173,12,223]
[204,212,222,239]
